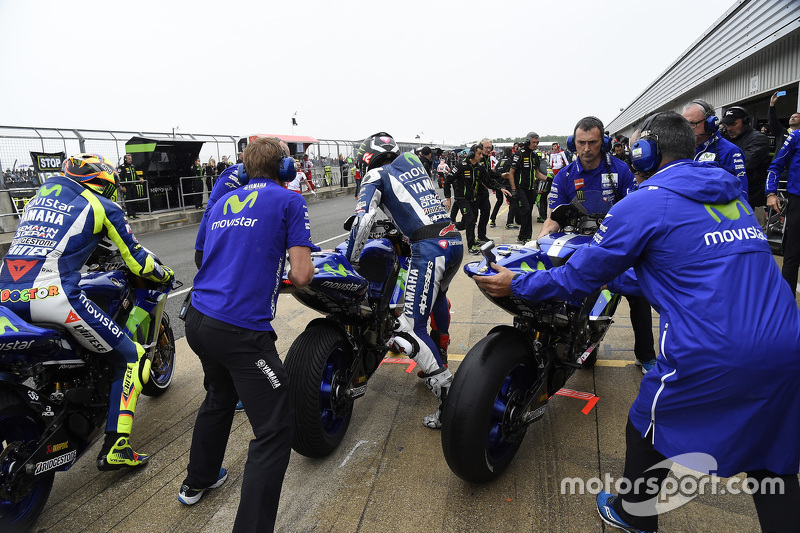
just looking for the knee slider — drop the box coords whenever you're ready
[389,332,420,358]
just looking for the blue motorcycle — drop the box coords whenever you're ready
[282,219,410,457]
[441,194,621,483]
[0,240,178,530]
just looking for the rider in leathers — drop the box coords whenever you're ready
[346,133,464,429]
[0,153,174,469]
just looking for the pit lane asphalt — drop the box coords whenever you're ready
[28,208,780,532]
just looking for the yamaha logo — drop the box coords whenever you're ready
[256,359,266,368]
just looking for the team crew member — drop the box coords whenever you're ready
[475,112,800,533]
[181,137,315,532]
[348,132,463,429]
[767,129,800,293]
[443,144,488,254]
[0,153,174,470]
[548,142,568,174]
[490,147,514,228]
[506,132,548,243]
[117,153,144,219]
[540,117,635,238]
[194,139,292,268]
[682,99,748,199]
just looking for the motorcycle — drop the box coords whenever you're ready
[441,192,621,483]
[281,218,410,457]
[0,240,179,530]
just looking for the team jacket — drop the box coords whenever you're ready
[194,164,249,251]
[512,160,800,477]
[0,176,169,290]
[694,131,748,200]
[510,147,547,190]
[767,129,800,196]
[346,153,451,262]
[443,158,490,202]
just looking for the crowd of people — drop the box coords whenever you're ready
[1,91,798,531]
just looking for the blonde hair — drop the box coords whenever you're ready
[243,137,283,179]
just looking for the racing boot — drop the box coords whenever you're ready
[422,367,452,429]
[417,331,450,378]
[97,344,151,470]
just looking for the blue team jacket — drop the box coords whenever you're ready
[512,159,800,477]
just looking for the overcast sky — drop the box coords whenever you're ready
[0,0,736,145]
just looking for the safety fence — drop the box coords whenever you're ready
[0,125,461,233]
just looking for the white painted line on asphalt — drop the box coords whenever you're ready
[339,439,370,468]
[168,286,192,299]
[316,232,349,246]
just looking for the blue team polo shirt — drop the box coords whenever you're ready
[548,154,636,210]
[192,178,314,331]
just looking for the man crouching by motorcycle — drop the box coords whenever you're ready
[347,132,464,428]
[0,153,174,470]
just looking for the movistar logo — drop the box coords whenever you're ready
[704,200,751,223]
[323,263,348,277]
[403,153,422,166]
[40,184,62,197]
[0,316,20,334]
[520,261,546,273]
[224,191,258,214]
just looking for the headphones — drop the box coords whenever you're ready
[278,155,297,182]
[691,99,719,133]
[566,117,611,153]
[630,113,662,174]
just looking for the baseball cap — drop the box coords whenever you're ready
[721,107,748,125]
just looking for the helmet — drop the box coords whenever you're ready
[356,132,400,176]
[63,153,119,201]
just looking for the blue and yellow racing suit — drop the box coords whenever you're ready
[0,176,172,433]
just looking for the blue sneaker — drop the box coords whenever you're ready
[596,491,653,532]
[179,467,228,505]
[635,358,657,375]
[235,400,245,411]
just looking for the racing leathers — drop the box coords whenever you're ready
[346,153,464,428]
[0,176,173,436]
[694,130,748,200]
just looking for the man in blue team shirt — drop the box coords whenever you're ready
[682,99,748,199]
[475,112,800,533]
[766,128,800,293]
[180,137,315,532]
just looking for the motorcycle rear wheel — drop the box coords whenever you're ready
[142,313,175,397]
[441,332,539,483]
[0,392,54,532]
[284,325,354,457]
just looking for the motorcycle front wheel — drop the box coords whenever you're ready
[142,313,176,397]
[441,332,539,483]
[284,324,354,457]
[0,392,54,532]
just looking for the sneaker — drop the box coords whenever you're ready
[505,224,519,229]
[179,468,228,505]
[97,435,149,471]
[476,238,488,246]
[536,217,545,223]
[516,238,528,244]
[469,245,481,255]
[596,491,653,532]
[489,221,496,228]
[235,400,245,411]
[635,358,657,375]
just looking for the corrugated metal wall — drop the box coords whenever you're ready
[607,0,800,136]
